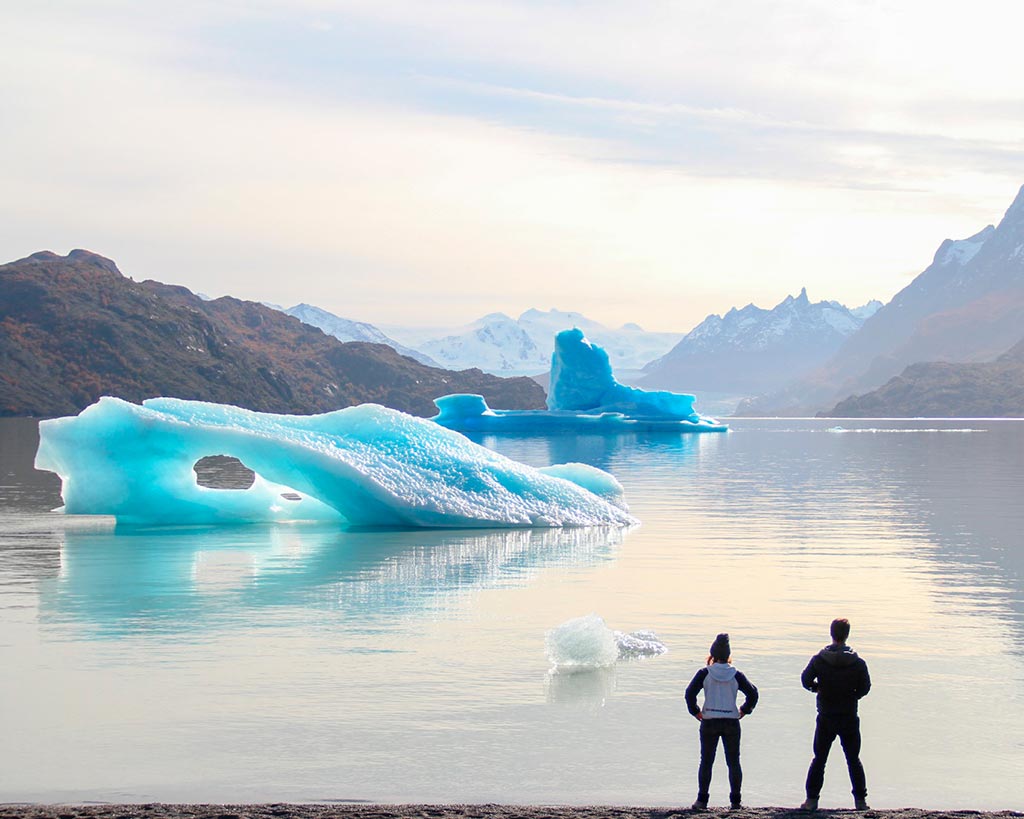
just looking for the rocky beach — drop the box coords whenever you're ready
[0,807,1020,819]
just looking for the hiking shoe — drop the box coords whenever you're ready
[729,802,744,811]
[855,798,870,811]
[800,798,819,812]
[691,800,709,811]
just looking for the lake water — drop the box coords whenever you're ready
[1,417,1022,809]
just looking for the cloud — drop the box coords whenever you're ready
[1,1,1022,331]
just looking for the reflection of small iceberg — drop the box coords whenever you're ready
[545,665,617,708]
[546,613,668,673]
[433,329,727,434]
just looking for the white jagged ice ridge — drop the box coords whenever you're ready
[35,397,639,528]
[546,614,668,672]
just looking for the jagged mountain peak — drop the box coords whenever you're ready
[741,183,1024,416]
[640,289,873,395]
[781,286,810,305]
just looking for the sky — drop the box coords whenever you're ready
[2,1,1024,332]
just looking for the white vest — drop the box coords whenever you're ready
[702,663,740,719]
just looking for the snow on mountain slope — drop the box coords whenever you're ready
[640,289,874,395]
[419,313,545,374]
[519,309,683,370]
[850,300,883,320]
[399,309,683,375]
[281,303,439,367]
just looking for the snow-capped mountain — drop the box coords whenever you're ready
[850,299,884,320]
[517,309,683,371]
[639,289,879,395]
[280,303,439,367]
[416,312,544,374]
[392,308,683,376]
[740,183,1024,415]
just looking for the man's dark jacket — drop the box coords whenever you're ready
[801,643,871,714]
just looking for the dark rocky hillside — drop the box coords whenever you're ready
[0,250,546,417]
[823,337,1024,417]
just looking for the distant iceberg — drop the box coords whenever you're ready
[433,328,727,433]
[35,397,638,528]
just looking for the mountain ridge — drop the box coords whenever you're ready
[738,184,1024,415]
[280,302,439,367]
[638,288,879,396]
[0,250,546,417]
[391,308,683,376]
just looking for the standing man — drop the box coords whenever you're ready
[800,618,871,811]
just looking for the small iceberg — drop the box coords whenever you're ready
[433,328,727,433]
[34,397,639,529]
[615,629,669,659]
[546,613,667,672]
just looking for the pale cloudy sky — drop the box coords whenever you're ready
[2,1,1023,331]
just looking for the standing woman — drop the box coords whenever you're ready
[685,633,759,810]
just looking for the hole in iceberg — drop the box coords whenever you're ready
[193,455,257,490]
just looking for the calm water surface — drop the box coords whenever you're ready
[1,418,1022,808]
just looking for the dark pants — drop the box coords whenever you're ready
[805,712,867,799]
[697,718,742,803]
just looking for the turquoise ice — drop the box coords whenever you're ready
[34,397,638,528]
[433,328,728,433]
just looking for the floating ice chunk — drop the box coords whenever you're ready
[546,614,668,672]
[549,328,702,419]
[826,426,982,434]
[614,629,668,659]
[35,397,638,529]
[546,614,620,672]
[432,329,727,433]
[433,395,727,433]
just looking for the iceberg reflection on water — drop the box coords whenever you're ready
[39,524,629,639]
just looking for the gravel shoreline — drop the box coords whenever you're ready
[0,806,1020,819]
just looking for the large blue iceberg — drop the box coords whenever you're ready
[35,397,638,528]
[433,328,727,433]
